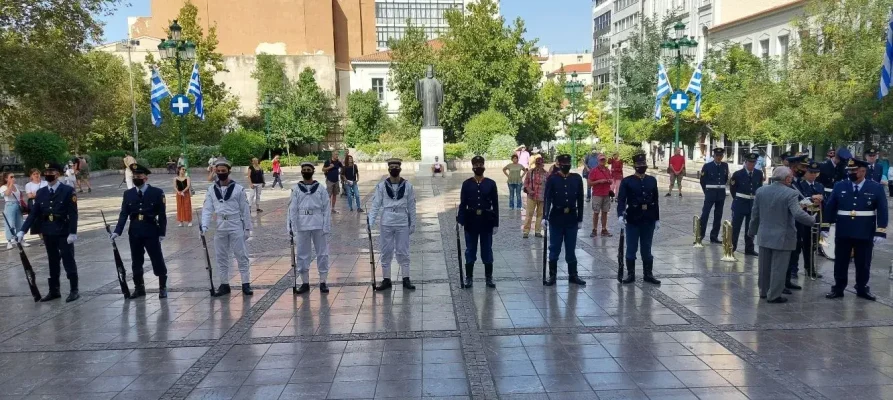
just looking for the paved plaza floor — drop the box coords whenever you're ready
[0,169,892,399]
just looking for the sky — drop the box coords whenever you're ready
[98,0,592,53]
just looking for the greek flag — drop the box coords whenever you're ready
[879,9,893,99]
[686,63,703,118]
[150,66,171,127]
[188,63,205,121]
[654,63,673,120]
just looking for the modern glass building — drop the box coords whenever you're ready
[375,0,496,49]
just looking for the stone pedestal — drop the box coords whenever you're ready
[418,127,448,175]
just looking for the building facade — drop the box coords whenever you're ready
[373,0,498,50]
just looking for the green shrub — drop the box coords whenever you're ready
[107,156,124,170]
[137,145,221,168]
[463,110,516,156]
[14,131,68,171]
[355,138,421,162]
[485,135,518,159]
[444,143,467,160]
[87,150,126,171]
[259,155,319,170]
[220,129,266,166]
[379,116,420,142]
[556,142,640,166]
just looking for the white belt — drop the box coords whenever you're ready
[296,208,320,215]
[735,193,754,200]
[824,188,833,193]
[705,185,725,189]
[385,207,407,213]
[219,213,241,220]
[838,210,876,217]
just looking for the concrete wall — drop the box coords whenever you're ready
[333,0,377,70]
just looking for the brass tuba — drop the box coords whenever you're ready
[693,216,704,248]
[721,220,736,262]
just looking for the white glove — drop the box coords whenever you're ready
[618,216,626,226]
[15,231,24,243]
[200,225,208,234]
[874,236,885,244]
[492,227,498,235]
[245,229,252,241]
[655,221,661,231]
[410,225,416,234]
[821,231,829,239]
[542,219,549,228]
[109,232,119,242]
[67,234,77,244]
[159,236,165,242]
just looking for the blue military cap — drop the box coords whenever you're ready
[786,155,807,164]
[129,163,151,175]
[779,151,794,160]
[864,147,879,156]
[806,160,821,172]
[837,148,853,160]
[300,162,315,170]
[712,147,725,155]
[44,162,63,172]
[744,152,759,162]
[632,153,647,166]
[471,155,485,165]
[846,158,870,169]
[556,154,572,164]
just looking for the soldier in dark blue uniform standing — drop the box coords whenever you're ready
[729,152,762,256]
[818,149,846,194]
[785,154,811,285]
[457,156,499,289]
[18,162,80,302]
[698,148,730,243]
[617,153,661,284]
[864,148,884,183]
[823,158,888,301]
[542,154,586,286]
[789,161,825,279]
[109,164,169,299]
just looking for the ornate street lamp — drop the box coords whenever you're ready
[660,22,698,149]
[157,20,197,169]
[564,71,586,167]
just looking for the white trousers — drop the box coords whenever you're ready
[125,170,134,189]
[295,229,329,283]
[379,225,410,279]
[215,230,251,285]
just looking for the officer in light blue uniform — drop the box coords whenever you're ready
[864,148,884,183]
[110,163,169,299]
[542,154,586,287]
[617,153,661,284]
[698,148,730,243]
[19,162,80,302]
[729,152,762,256]
[823,158,888,301]
[789,160,825,280]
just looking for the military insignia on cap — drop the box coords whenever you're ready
[44,163,49,169]
[848,159,855,166]
[811,162,818,168]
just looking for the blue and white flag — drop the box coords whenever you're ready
[188,62,205,121]
[686,63,703,118]
[654,63,673,120]
[150,66,172,127]
[878,9,893,99]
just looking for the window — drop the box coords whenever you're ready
[760,39,769,60]
[594,36,611,51]
[742,42,752,54]
[615,0,638,12]
[613,13,639,33]
[372,78,385,101]
[593,11,611,33]
[594,55,611,71]
[374,0,463,48]
[778,34,789,63]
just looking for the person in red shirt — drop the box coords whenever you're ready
[271,155,283,189]
[666,148,686,197]
[588,154,613,237]
[609,153,624,197]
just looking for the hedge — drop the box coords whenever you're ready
[219,129,266,166]
[87,150,126,171]
[259,155,319,170]
[556,142,641,165]
[354,138,421,162]
[444,143,467,160]
[139,145,220,168]
[14,131,68,171]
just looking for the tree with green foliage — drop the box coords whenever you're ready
[220,129,266,166]
[387,23,435,127]
[252,54,289,107]
[14,131,69,170]
[345,90,388,146]
[464,109,516,155]
[268,67,340,150]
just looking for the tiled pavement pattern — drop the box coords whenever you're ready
[0,170,892,399]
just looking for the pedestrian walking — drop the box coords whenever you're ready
[588,154,612,237]
[583,149,599,202]
[502,154,526,210]
[246,158,265,213]
[271,155,284,189]
[748,167,816,303]
[617,153,661,284]
[368,158,418,290]
[75,156,91,193]
[666,148,685,196]
[288,162,332,294]
[699,148,730,244]
[200,158,254,296]
[729,153,762,256]
[2,172,28,249]
[458,156,498,288]
[516,145,530,169]
[609,152,624,198]
[109,164,169,299]
[528,148,543,170]
[341,155,363,212]
[522,157,547,238]
[174,166,193,227]
[322,153,343,213]
[542,154,586,286]
[18,162,80,302]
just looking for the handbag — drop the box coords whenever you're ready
[14,191,28,215]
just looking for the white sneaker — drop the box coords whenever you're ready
[177,222,183,227]
[5,242,13,250]
[187,222,193,227]
[21,241,29,247]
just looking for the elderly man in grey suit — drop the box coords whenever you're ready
[748,166,818,303]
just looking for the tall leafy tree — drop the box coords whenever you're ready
[252,53,289,108]
[345,90,387,146]
[388,23,435,127]
[268,67,340,150]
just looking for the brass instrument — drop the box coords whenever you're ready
[693,216,703,248]
[721,220,736,262]
[809,205,822,280]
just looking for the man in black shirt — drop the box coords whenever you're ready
[322,153,344,213]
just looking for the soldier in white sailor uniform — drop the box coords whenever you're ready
[201,158,254,296]
[368,158,418,290]
[287,162,332,294]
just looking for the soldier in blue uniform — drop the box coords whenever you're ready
[729,152,762,256]
[788,161,825,280]
[864,148,884,183]
[698,148,729,243]
[18,162,80,302]
[818,149,847,195]
[823,158,888,301]
[109,164,169,299]
[617,153,661,284]
[542,154,586,286]
[457,156,499,289]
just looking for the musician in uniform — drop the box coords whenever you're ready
[823,158,888,301]
[287,162,331,294]
[200,158,254,296]
[729,152,762,256]
[788,161,825,280]
[698,148,729,244]
[616,153,660,284]
[542,154,586,286]
[784,154,810,285]
[818,149,846,194]
[109,164,169,299]
[865,148,884,183]
[368,158,418,291]
[457,156,498,289]
[18,162,80,302]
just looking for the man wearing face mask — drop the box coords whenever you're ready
[288,162,332,294]
[109,164,169,299]
[822,158,888,301]
[368,159,418,290]
[864,148,884,183]
[617,153,660,284]
[729,152,763,257]
[19,163,80,302]
[784,154,810,285]
[200,158,254,296]
[457,156,499,288]
[698,148,730,244]
[542,154,586,286]
[789,161,825,280]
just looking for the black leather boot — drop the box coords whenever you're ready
[376,278,392,291]
[40,279,61,302]
[402,277,416,290]
[643,259,661,285]
[319,282,329,293]
[464,263,474,288]
[622,259,636,284]
[215,284,231,296]
[158,275,168,299]
[295,283,310,294]
[484,263,495,288]
[65,277,80,302]
[130,275,146,299]
[567,262,586,285]
[744,237,758,256]
[242,283,254,295]
[544,261,558,286]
